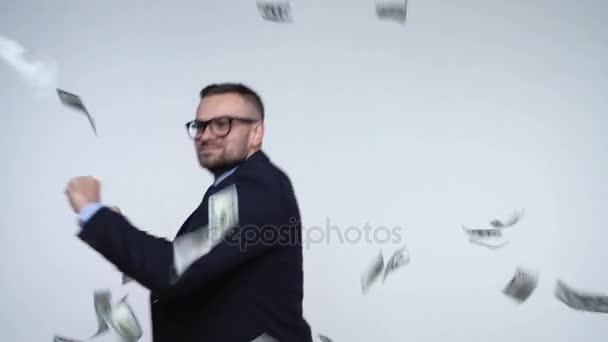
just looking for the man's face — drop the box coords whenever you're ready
[194,93,263,172]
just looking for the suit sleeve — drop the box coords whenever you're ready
[77,173,282,301]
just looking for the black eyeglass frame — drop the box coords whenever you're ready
[185,116,259,139]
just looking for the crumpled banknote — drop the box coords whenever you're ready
[376,0,407,24]
[92,290,112,337]
[490,209,525,228]
[257,1,293,22]
[361,250,384,294]
[555,279,608,314]
[382,244,410,282]
[462,225,508,249]
[502,267,538,303]
[55,290,142,342]
[56,88,97,135]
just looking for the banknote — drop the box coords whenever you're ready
[257,1,293,22]
[462,225,508,249]
[468,238,509,249]
[110,296,143,342]
[317,334,333,342]
[382,245,410,282]
[208,184,239,246]
[56,88,97,135]
[56,291,142,342]
[92,290,111,337]
[461,225,503,239]
[555,279,608,314]
[53,335,85,342]
[173,225,211,276]
[376,0,407,24]
[502,267,538,303]
[361,250,384,294]
[490,209,525,228]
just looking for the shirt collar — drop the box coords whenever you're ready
[213,165,239,187]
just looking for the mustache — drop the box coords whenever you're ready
[197,142,223,149]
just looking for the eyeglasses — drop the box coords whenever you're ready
[185,116,259,139]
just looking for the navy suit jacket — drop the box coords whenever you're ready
[78,150,313,342]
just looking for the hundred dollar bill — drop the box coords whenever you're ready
[53,335,85,342]
[555,279,608,314]
[173,225,211,276]
[490,209,525,228]
[468,238,509,249]
[462,225,508,249]
[361,250,384,294]
[56,88,97,136]
[257,1,293,22]
[317,334,333,342]
[382,245,410,282]
[92,290,111,337]
[208,184,239,246]
[462,225,503,239]
[110,296,143,342]
[56,291,142,342]
[502,267,538,303]
[376,0,407,24]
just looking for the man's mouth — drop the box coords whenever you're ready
[199,145,221,153]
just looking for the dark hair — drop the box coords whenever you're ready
[199,83,265,120]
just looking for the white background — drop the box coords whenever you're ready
[1,0,607,341]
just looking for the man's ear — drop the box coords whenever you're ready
[251,122,264,147]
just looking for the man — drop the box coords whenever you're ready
[65,83,313,342]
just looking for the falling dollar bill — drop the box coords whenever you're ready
[361,250,384,294]
[555,279,608,314]
[317,334,333,342]
[173,225,211,276]
[468,238,510,249]
[490,209,525,228]
[53,335,85,342]
[462,225,503,239]
[56,291,142,342]
[462,225,509,249]
[502,267,538,303]
[208,184,239,246]
[257,1,293,22]
[92,290,112,337]
[56,88,98,135]
[382,244,410,282]
[376,0,407,24]
[109,295,143,342]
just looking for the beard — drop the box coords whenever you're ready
[197,147,247,177]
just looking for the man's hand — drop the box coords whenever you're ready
[65,176,101,213]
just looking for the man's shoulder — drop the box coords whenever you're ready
[239,151,291,180]
[232,151,296,198]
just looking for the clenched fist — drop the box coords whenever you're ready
[65,176,101,213]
